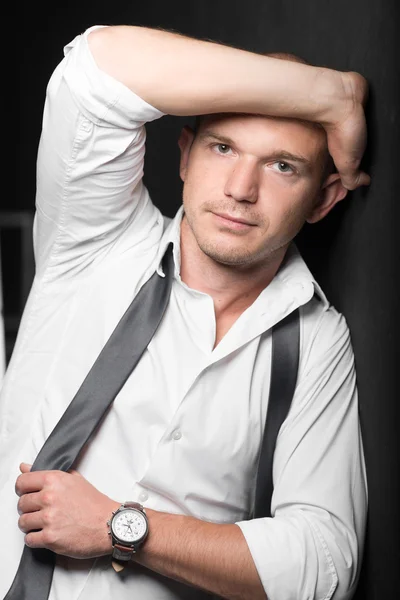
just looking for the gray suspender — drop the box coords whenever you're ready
[5,243,300,599]
[253,308,300,518]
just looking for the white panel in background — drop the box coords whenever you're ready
[0,240,5,384]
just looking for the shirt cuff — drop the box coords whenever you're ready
[61,25,165,128]
[236,513,338,600]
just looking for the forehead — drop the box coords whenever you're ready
[196,113,327,159]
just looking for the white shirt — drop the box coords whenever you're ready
[0,27,367,600]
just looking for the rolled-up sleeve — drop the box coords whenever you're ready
[34,26,165,279]
[236,306,367,600]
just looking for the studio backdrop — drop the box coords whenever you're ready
[6,1,399,598]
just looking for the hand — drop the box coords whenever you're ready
[15,463,120,559]
[323,70,370,191]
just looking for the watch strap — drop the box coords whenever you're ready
[112,543,135,561]
[123,501,144,511]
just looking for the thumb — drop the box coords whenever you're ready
[355,172,371,187]
[341,170,371,191]
[19,463,32,473]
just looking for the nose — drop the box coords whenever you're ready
[224,158,259,203]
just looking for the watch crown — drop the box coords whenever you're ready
[106,520,111,526]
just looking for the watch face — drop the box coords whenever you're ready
[111,509,148,544]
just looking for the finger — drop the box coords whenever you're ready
[19,463,32,474]
[357,172,371,187]
[341,170,371,191]
[25,529,58,551]
[25,531,46,549]
[15,471,52,496]
[17,492,43,515]
[19,510,44,533]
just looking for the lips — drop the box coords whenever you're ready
[213,212,256,226]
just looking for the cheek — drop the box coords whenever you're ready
[260,183,315,231]
[183,162,222,206]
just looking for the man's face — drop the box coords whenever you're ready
[179,113,343,268]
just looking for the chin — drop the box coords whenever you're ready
[199,240,265,267]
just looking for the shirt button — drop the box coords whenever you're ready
[171,429,182,441]
[81,119,92,132]
[138,491,149,502]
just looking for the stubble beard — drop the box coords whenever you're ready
[182,204,285,270]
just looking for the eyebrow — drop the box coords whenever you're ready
[198,130,313,167]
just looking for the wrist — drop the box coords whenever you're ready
[130,507,157,563]
[309,67,349,127]
[316,69,368,129]
[102,500,120,555]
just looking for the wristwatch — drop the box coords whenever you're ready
[107,501,149,570]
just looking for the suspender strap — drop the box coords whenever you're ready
[253,308,300,519]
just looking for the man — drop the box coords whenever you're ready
[0,24,369,600]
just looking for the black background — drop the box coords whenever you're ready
[4,1,400,598]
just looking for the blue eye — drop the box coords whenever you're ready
[216,144,231,154]
[276,162,293,173]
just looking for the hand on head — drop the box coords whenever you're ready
[324,71,370,191]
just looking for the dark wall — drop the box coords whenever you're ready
[9,1,400,598]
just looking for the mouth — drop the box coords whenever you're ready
[212,212,256,230]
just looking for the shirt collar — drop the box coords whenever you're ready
[155,206,184,279]
[155,206,329,309]
[271,242,329,309]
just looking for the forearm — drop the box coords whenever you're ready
[88,25,344,125]
[133,508,266,600]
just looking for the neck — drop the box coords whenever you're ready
[179,217,288,319]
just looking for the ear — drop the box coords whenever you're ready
[178,126,195,182]
[306,173,349,224]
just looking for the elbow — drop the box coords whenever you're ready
[236,506,365,600]
[301,512,363,600]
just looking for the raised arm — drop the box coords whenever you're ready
[89,25,369,190]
